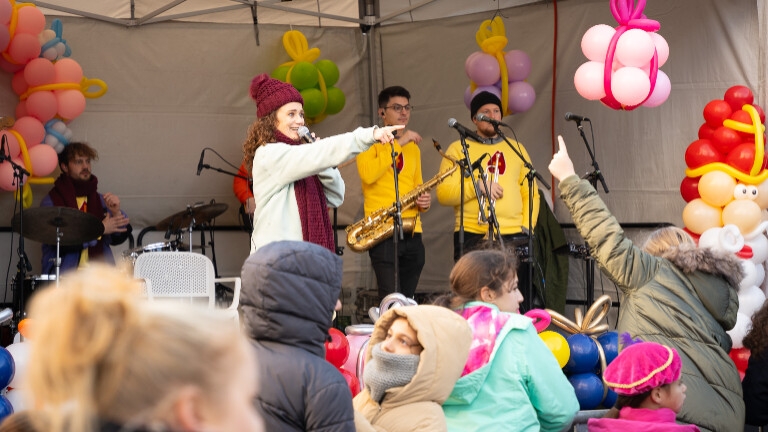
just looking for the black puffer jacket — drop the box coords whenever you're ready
[241,240,355,432]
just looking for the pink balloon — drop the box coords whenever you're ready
[642,70,670,108]
[0,0,11,25]
[24,58,56,87]
[468,53,501,86]
[464,52,483,78]
[0,26,9,52]
[15,100,28,119]
[650,33,669,67]
[505,50,532,82]
[616,29,655,68]
[0,57,24,74]
[57,90,86,120]
[507,81,536,113]
[464,85,473,109]
[16,6,46,35]
[25,91,58,122]
[581,24,616,62]
[11,71,28,96]
[574,61,606,101]
[54,58,84,84]
[0,159,28,191]
[27,144,58,176]
[1,132,20,159]
[7,33,41,65]
[13,116,45,149]
[611,67,650,106]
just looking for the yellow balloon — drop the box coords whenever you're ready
[722,199,762,234]
[682,198,722,234]
[539,330,570,369]
[698,171,736,207]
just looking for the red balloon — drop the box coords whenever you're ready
[698,123,715,141]
[325,328,350,368]
[712,126,743,154]
[725,143,757,174]
[730,110,756,142]
[682,227,700,243]
[680,176,701,202]
[339,368,360,397]
[729,347,750,372]
[753,104,766,124]
[724,85,754,112]
[685,139,723,168]
[703,100,732,129]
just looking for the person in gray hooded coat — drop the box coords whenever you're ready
[240,240,355,432]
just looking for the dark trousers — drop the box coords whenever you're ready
[369,233,425,300]
[453,231,542,311]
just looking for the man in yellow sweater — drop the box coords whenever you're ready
[436,91,539,261]
[356,86,431,300]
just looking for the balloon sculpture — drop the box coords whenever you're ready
[325,327,360,397]
[270,30,345,124]
[463,16,536,116]
[547,296,620,410]
[0,2,108,207]
[574,0,670,109]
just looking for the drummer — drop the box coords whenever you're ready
[40,142,131,274]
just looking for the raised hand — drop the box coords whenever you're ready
[103,192,122,216]
[549,135,576,182]
[374,125,406,144]
[103,212,129,235]
[398,129,423,145]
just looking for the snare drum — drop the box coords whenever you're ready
[19,274,57,315]
[122,241,177,266]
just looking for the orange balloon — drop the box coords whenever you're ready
[17,318,32,339]
[682,198,722,234]
[755,179,768,210]
[698,171,736,207]
[722,199,762,234]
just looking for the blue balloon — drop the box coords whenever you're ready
[0,348,14,390]
[568,372,605,410]
[597,331,619,365]
[0,395,13,420]
[564,333,599,374]
[602,388,618,408]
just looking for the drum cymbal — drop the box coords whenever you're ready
[11,207,104,246]
[155,202,228,231]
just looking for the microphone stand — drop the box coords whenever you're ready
[456,134,493,258]
[495,125,550,312]
[477,159,503,247]
[4,150,32,330]
[574,119,608,307]
[388,138,403,294]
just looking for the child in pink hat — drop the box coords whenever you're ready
[588,341,699,432]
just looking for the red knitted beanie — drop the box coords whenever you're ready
[249,73,303,118]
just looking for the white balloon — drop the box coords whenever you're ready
[4,387,27,412]
[698,225,744,253]
[741,260,758,289]
[747,234,768,263]
[755,263,765,288]
[4,343,30,389]
[727,312,752,349]
[738,284,766,318]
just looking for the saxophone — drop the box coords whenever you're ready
[346,140,459,252]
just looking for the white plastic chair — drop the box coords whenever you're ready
[133,251,240,325]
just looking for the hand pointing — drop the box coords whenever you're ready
[548,135,577,182]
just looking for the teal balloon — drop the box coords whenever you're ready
[325,87,346,115]
[316,59,340,87]
[290,61,319,90]
[270,65,290,83]
[301,88,326,118]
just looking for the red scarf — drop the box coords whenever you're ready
[274,130,335,252]
[48,173,105,260]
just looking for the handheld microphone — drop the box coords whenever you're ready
[196,149,206,176]
[564,112,590,122]
[471,153,489,171]
[298,126,316,143]
[474,114,507,128]
[448,118,486,143]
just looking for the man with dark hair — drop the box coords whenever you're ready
[355,86,431,300]
[40,142,130,274]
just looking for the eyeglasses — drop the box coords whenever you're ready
[384,104,413,113]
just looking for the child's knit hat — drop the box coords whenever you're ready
[603,341,682,396]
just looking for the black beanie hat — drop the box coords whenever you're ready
[470,91,503,119]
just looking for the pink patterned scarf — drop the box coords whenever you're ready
[459,304,511,376]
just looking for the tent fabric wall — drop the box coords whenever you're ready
[0,0,763,308]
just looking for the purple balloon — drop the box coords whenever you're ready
[471,85,502,102]
[463,85,473,109]
[507,81,536,113]
[468,53,501,86]
[505,50,532,82]
[464,51,484,78]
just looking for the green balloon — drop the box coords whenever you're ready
[301,88,326,118]
[290,61,319,90]
[316,59,340,88]
[325,87,346,115]
[270,65,290,83]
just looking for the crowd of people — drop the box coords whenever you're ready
[13,73,767,432]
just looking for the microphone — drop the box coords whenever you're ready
[298,126,316,143]
[474,114,507,128]
[196,148,206,176]
[448,118,485,143]
[564,112,590,122]
[471,153,489,171]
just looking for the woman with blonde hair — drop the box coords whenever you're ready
[24,264,262,432]
[549,136,745,431]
